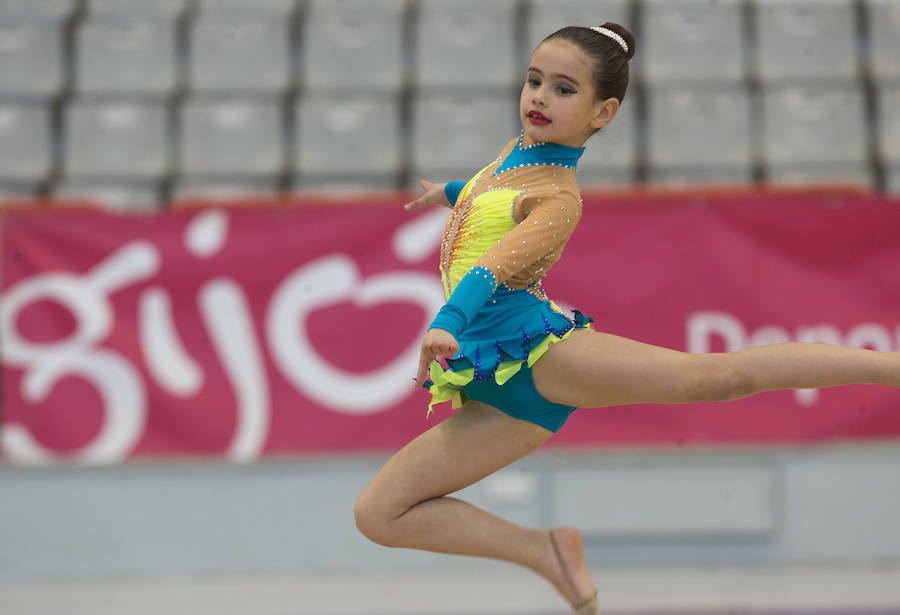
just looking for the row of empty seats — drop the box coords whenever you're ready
[2,0,900,207]
[2,0,899,99]
[3,83,899,192]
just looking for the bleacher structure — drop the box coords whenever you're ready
[0,0,899,210]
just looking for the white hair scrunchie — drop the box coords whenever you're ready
[590,26,629,54]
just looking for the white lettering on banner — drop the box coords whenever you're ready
[845,324,895,352]
[393,208,449,264]
[4,351,147,464]
[0,242,159,464]
[795,325,843,346]
[267,254,445,414]
[686,312,745,353]
[140,288,204,397]
[186,211,270,460]
[0,209,447,464]
[199,280,270,462]
[687,312,899,407]
[136,212,220,402]
[185,209,228,257]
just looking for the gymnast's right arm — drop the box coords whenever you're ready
[404,178,464,386]
[403,179,460,211]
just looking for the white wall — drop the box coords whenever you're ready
[2,441,900,581]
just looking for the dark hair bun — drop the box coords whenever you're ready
[542,23,635,101]
[598,22,636,61]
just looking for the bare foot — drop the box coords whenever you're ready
[540,526,597,612]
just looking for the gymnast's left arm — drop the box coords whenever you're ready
[474,193,582,285]
[415,195,580,387]
[428,194,580,330]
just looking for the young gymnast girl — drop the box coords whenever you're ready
[354,23,900,615]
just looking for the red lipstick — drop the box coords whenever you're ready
[527,110,550,125]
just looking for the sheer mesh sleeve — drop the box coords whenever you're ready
[474,193,581,287]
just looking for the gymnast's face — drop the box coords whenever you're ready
[520,39,619,148]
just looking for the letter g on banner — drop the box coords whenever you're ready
[0,242,156,465]
[267,254,444,414]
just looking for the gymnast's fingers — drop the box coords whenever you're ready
[415,354,431,388]
[403,194,428,211]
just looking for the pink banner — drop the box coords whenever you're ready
[1,190,899,464]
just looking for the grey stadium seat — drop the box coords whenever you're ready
[300,0,406,93]
[171,178,280,202]
[888,167,900,195]
[0,21,65,97]
[0,0,75,19]
[416,0,518,89]
[294,94,401,177]
[578,98,637,185]
[876,85,900,164]
[765,164,874,190]
[188,14,291,93]
[647,84,753,170]
[576,168,635,189]
[179,97,284,176]
[526,0,631,53]
[762,84,866,166]
[647,167,754,187]
[641,0,745,83]
[52,179,161,211]
[63,99,170,179]
[294,175,400,195]
[195,0,296,18]
[867,0,900,82]
[76,17,178,95]
[755,0,859,82]
[412,92,519,177]
[0,102,52,182]
[86,0,187,18]
[0,183,40,201]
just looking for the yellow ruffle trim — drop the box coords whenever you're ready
[426,327,580,418]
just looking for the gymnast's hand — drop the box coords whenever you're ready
[404,180,450,211]
[415,328,460,388]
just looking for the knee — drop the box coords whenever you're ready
[687,355,756,402]
[353,489,396,547]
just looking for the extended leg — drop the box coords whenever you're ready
[354,400,596,609]
[532,329,900,409]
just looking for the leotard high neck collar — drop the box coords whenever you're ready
[494,131,585,175]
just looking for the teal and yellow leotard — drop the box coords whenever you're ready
[424,131,594,432]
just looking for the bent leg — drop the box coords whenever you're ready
[354,400,595,607]
[355,400,552,554]
[532,329,900,409]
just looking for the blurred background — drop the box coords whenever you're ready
[0,0,899,208]
[2,1,900,614]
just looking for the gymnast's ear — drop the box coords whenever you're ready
[590,97,620,130]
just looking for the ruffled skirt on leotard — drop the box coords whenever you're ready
[424,285,593,416]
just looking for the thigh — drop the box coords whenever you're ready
[532,328,708,408]
[360,400,553,516]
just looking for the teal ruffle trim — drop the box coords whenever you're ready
[448,309,592,380]
[423,309,593,417]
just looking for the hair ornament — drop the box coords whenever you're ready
[590,26,629,54]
